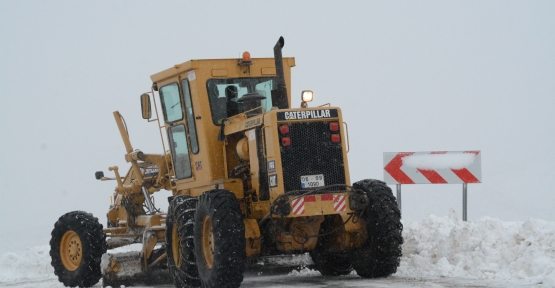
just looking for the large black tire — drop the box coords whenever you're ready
[166,195,201,288]
[49,211,107,287]
[310,250,352,276]
[309,215,352,276]
[194,190,246,288]
[351,179,403,278]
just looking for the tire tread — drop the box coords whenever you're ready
[49,211,106,287]
[351,179,403,278]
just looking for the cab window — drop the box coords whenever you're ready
[160,83,183,123]
[255,79,274,104]
[206,77,276,125]
[181,79,199,154]
[168,125,192,179]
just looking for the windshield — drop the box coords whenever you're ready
[159,82,183,123]
[206,77,276,124]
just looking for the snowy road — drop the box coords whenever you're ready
[243,270,534,288]
[0,272,534,288]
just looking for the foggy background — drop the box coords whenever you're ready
[1,1,553,256]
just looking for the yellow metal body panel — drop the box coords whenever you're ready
[243,219,261,257]
[136,215,161,227]
[320,214,367,253]
[248,201,270,219]
[274,216,324,252]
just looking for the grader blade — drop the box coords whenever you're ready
[100,251,171,287]
[245,254,315,275]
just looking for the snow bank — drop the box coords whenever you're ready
[1,216,553,286]
[0,245,55,282]
[288,266,321,277]
[397,212,555,286]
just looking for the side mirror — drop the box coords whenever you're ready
[141,93,151,119]
[95,171,104,180]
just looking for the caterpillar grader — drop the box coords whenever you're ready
[49,37,403,287]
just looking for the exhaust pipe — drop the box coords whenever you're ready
[271,36,289,109]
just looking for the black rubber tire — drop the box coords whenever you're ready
[166,195,201,288]
[194,190,246,288]
[351,179,403,278]
[310,250,352,276]
[309,215,352,276]
[49,211,107,287]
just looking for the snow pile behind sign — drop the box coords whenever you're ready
[398,211,555,286]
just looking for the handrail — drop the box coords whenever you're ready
[343,122,350,153]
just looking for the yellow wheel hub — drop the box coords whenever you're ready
[201,216,215,269]
[60,230,82,271]
[172,225,182,267]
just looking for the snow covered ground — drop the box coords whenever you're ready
[1,214,553,287]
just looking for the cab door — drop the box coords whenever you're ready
[159,82,194,180]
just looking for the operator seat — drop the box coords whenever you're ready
[226,85,242,117]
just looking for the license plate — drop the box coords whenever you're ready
[301,174,325,188]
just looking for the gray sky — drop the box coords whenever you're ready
[1,1,553,256]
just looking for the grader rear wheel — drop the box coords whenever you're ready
[310,250,352,276]
[194,189,246,288]
[351,179,403,278]
[309,215,353,276]
[50,211,106,287]
[201,216,215,269]
[171,225,181,267]
[166,195,200,287]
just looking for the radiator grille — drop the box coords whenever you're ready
[279,121,346,192]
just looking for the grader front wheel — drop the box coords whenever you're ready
[50,211,106,287]
[60,230,83,271]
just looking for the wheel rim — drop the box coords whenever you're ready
[201,216,215,269]
[172,225,182,267]
[60,230,82,271]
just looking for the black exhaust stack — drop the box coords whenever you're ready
[271,36,289,109]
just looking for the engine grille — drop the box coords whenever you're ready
[279,121,346,192]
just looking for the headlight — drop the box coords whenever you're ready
[301,90,313,102]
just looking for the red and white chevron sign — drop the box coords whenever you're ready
[383,151,482,184]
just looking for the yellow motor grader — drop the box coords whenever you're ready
[49,37,403,288]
